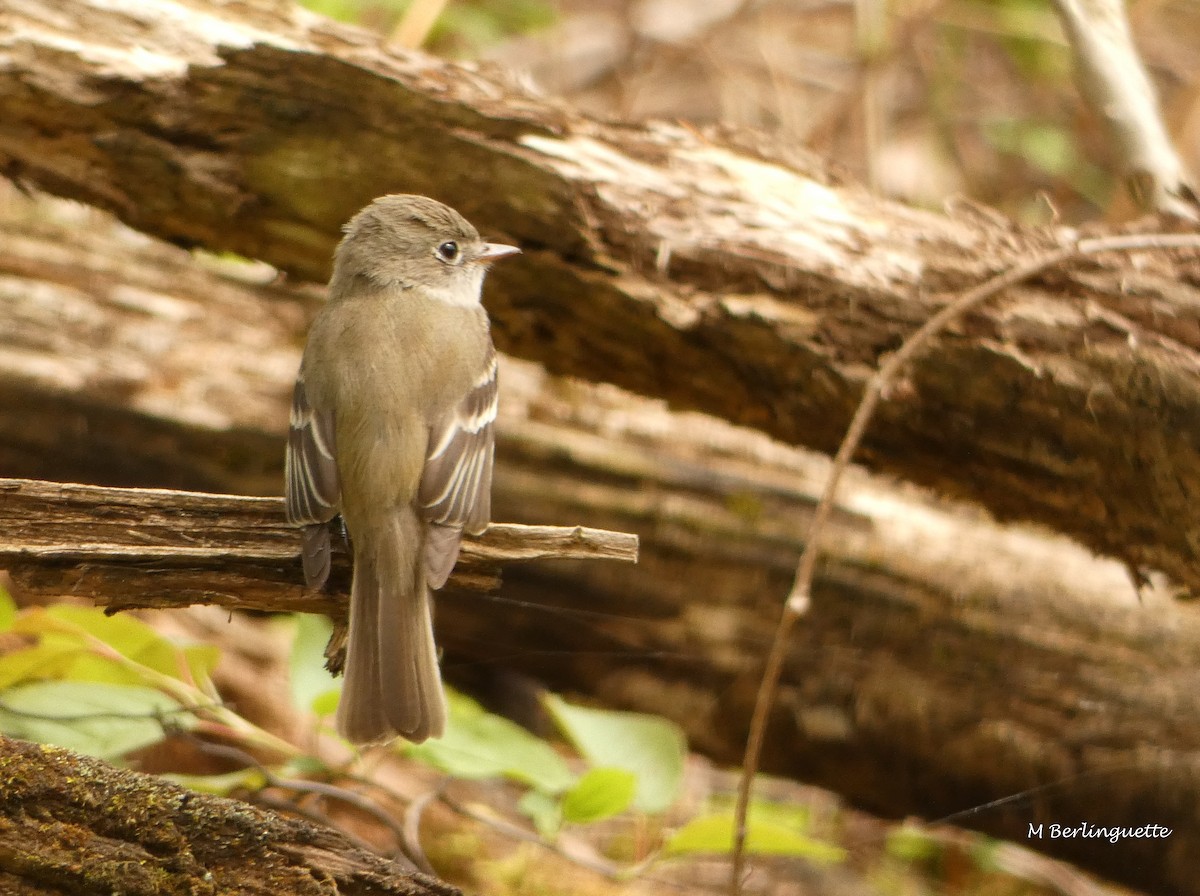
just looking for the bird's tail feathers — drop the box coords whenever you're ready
[335,514,446,744]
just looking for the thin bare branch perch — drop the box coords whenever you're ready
[0,478,638,615]
[732,230,1200,894]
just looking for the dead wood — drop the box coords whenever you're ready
[0,478,637,616]
[1052,0,1198,217]
[0,735,461,895]
[1,191,1199,893]
[4,0,1200,597]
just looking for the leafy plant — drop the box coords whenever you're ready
[0,680,194,760]
[0,589,295,761]
[284,612,341,717]
[0,596,841,877]
[404,688,575,794]
[665,803,845,863]
[545,694,686,815]
[284,611,688,835]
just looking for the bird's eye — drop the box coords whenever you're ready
[436,241,460,262]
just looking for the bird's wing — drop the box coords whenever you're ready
[285,370,341,524]
[285,370,341,588]
[418,346,497,588]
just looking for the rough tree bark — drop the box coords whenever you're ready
[0,735,462,895]
[0,478,637,615]
[4,0,1200,598]
[2,190,1199,894]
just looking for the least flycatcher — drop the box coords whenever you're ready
[285,195,519,743]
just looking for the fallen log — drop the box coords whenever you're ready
[0,735,461,896]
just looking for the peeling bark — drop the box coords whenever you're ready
[0,478,637,615]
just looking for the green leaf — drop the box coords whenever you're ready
[0,587,16,633]
[734,798,811,831]
[969,836,1002,872]
[545,695,685,812]
[0,644,85,689]
[561,767,636,824]
[182,644,220,689]
[0,680,196,760]
[983,119,1077,178]
[406,690,574,794]
[285,614,341,715]
[517,789,562,838]
[43,652,145,687]
[665,811,846,863]
[281,755,331,777]
[295,0,402,26]
[15,605,194,685]
[165,766,269,795]
[886,824,943,862]
[46,606,181,674]
[311,689,340,717]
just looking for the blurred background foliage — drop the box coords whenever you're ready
[298,0,1200,224]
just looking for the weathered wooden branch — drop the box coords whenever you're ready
[1053,0,1198,217]
[0,478,637,615]
[0,735,461,895]
[4,0,1200,597]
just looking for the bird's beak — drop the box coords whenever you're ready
[475,243,521,263]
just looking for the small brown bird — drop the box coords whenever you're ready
[285,195,519,743]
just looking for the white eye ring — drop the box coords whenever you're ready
[436,241,460,262]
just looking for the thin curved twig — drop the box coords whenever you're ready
[729,230,1200,894]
